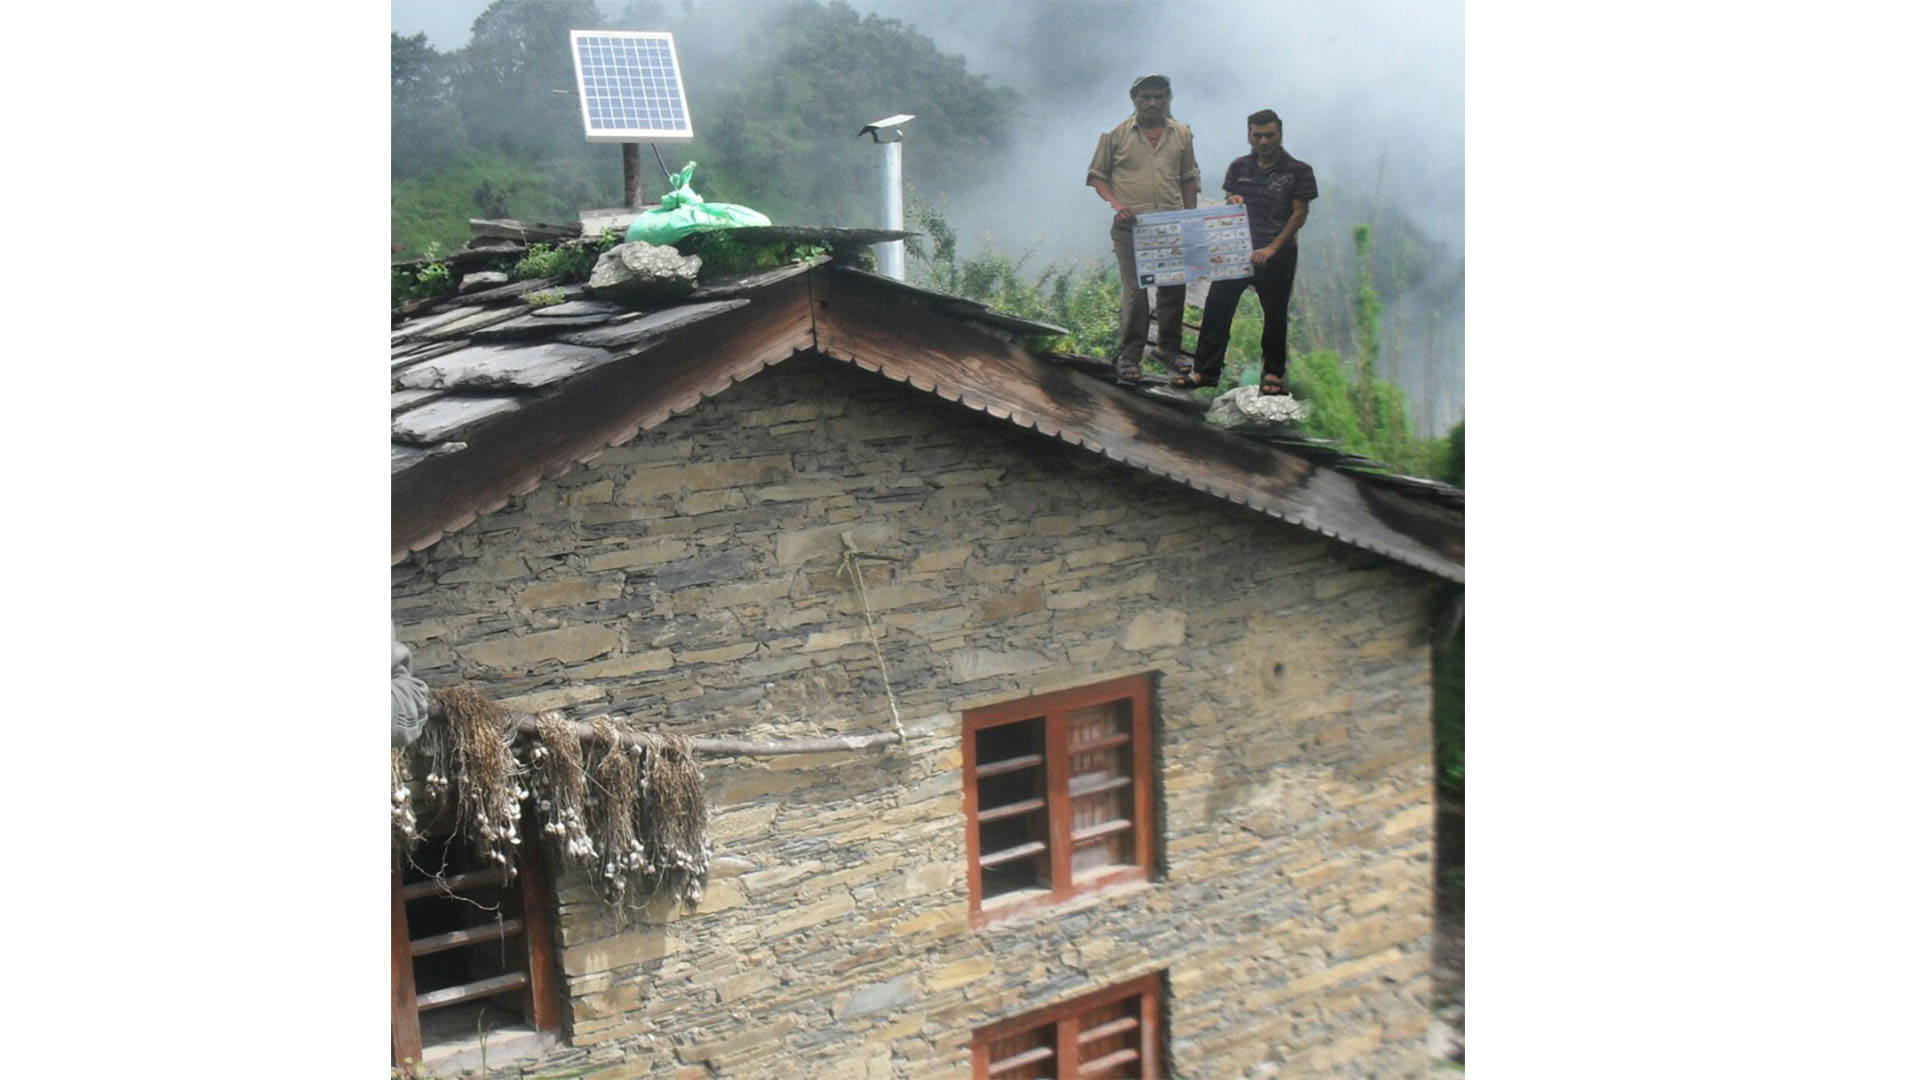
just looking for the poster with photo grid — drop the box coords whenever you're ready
[1131,204,1254,288]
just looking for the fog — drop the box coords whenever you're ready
[392,0,1463,431]
[858,1,1462,267]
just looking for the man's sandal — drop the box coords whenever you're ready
[1166,355,1214,390]
[1113,356,1144,384]
[1259,372,1290,396]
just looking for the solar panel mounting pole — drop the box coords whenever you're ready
[623,144,644,208]
[859,115,915,281]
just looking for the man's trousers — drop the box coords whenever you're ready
[1193,241,1298,384]
[1111,218,1188,364]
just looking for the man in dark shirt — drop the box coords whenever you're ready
[1179,109,1318,394]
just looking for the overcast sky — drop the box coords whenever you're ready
[390,0,1463,268]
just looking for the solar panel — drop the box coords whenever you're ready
[569,30,694,143]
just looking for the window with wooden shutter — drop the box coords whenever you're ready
[962,673,1155,923]
[391,819,564,1075]
[971,972,1164,1079]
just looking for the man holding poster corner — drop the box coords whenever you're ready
[1086,73,1200,384]
[1179,109,1317,395]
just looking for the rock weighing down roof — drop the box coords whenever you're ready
[391,239,1462,582]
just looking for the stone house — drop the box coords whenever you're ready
[390,259,1464,1078]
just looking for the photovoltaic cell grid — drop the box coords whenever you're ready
[569,30,694,142]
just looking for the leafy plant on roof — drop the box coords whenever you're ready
[391,243,456,307]
[672,230,828,276]
[511,240,606,284]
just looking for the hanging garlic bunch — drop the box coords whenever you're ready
[530,713,597,867]
[438,686,526,869]
[396,689,711,913]
[585,719,653,913]
[391,748,419,848]
[629,733,711,906]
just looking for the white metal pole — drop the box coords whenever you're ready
[877,138,905,280]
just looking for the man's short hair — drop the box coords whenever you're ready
[1247,109,1282,133]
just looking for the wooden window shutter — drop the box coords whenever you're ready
[962,673,1156,924]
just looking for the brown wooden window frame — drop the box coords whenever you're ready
[971,971,1164,1079]
[961,672,1156,926]
[391,811,565,1074]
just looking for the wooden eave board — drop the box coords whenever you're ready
[392,273,816,562]
[811,270,1463,581]
[393,395,523,445]
[394,340,624,392]
[1043,350,1461,509]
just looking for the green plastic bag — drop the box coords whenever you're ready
[625,162,771,245]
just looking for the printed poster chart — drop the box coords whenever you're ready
[1132,204,1254,288]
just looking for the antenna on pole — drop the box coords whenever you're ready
[858,114,915,281]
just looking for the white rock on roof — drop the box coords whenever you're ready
[1206,384,1310,426]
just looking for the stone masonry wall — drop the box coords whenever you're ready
[392,353,1438,1078]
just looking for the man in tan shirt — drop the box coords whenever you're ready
[1086,73,1200,383]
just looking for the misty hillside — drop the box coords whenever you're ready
[391,0,1462,435]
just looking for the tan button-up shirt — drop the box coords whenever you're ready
[1086,115,1200,213]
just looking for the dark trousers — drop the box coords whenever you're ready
[1193,241,1298,383]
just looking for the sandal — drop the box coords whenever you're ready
[1165,354,1215,390]
[1260,372,1290,396]
[1113,356,1143,384]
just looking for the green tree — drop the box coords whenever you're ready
[1435,420,1464,488]
[458,0,609,161]
[392,32,470,179]
[660,1,1020,224]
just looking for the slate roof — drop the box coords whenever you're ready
[392,246,1463,582]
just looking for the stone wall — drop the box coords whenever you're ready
[393,353,1438,1078]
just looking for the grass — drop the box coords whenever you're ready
[392,152,620,260]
